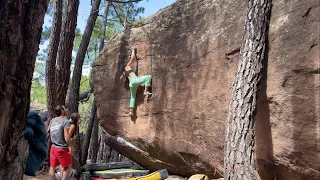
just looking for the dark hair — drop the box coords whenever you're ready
[70,113,80,138]
[70,113,79,123]
[55,105,64,116]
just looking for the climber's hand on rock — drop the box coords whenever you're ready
[132,47,137,56]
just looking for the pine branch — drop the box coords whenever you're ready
[111,3,126,28]
[106,0,142,3]
[97,15,120,22]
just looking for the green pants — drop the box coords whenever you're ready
[129,75,152,108]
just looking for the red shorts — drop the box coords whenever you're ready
[50,146,72,168]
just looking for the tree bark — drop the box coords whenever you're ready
[95,135,101,163]
[98,142,104,162]
[110,150,119,162]
[67,0,102,115]
[0,0,49,179]
[71,131,82,178]
[97,129,105,163]
[56,0,80,105]
[46,0,63,121]
[103,145,111,162]
[88,144,92,159]
[90,118,99,163]
[81,102,97,165]
[224,0,272,179]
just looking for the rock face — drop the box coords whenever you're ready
[91,0,319,179]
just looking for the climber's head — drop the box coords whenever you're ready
[120,66,126,81]
[120,72,126,81]
[55,105,67,117]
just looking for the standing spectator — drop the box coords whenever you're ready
[48,105,72,180]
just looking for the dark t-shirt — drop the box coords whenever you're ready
[49,117,69,148]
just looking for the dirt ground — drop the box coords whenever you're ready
[23,174,48,180]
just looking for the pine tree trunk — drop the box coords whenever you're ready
[80,4,110,164]
[81,102,97,165]
[91,114,99,163]
[97,129,106,163]
[95,135,102,163]
[43,0,63,173]
[99,4,110,52]
[81,4,109,163]
[67,0,101,115]
[224,0,272,179]
[72,131,82,178]
[111,150,119,162]
[56,0,80,105]
[104,145,111,162]
[88,145,92,159]
[0,0,49,179]
[46,0,63,121]
[100,143,105,163]
[67,0,101,175]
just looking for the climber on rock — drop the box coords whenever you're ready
[120,47,152,116]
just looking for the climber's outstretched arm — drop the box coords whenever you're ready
[125,47,136,69]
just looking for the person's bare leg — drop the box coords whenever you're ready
[144,86,152,96]
[49,166,56,180]
[129,108,133,116]
[61,166,71,180]
[60,165,64,178]
[126,47,137,68]
[144,86,149,93]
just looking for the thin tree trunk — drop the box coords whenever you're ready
[67,0,101,175]
[97,129,105,163]
[81,102,97,165]
[46,0,63,121]
[56,0,80,105]
[100,143,105,162]
[95,135,102,163]
[112,3,125,28]
[67,0,102,115]
[224,0,272,179]
[88,145,92,159]
[0,0,49,179]
[104,145,111,162]
[103,144,108,162]
[83,4,110,164]
[44,0,63,173]
[99,4,110,52]
[71,130,82,177]
[91,114,99,163]
[111,150,119,162]
[124,8,129,29]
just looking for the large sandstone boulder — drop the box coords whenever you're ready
[91,0,319,179]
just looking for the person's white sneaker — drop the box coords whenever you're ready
[144,91,152,96]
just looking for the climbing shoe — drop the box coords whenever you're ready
[144,91,152,96]
[129,112,134,116]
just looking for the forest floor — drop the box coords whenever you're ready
[23,174,48,180]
